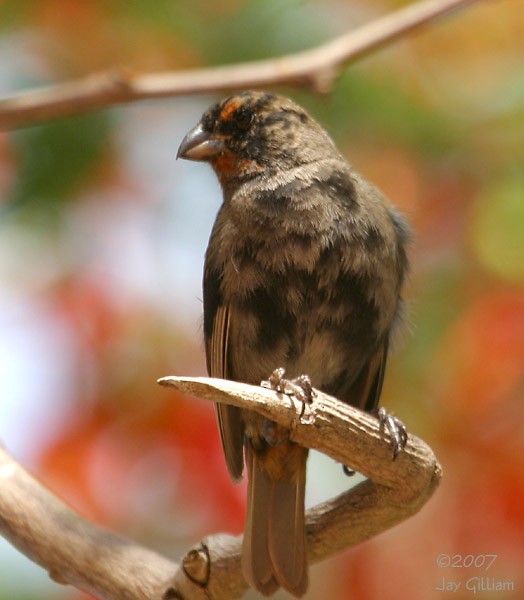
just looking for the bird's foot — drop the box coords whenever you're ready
[376,407,408,460]
[261,367,314,418]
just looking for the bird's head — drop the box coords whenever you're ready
[177,91,338,187]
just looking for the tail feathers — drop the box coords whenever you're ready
[242,448,279,595]
[242,446,308,597]
[269,477,307,594]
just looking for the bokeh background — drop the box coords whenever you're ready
[1,1,523,599]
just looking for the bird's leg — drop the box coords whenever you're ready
[376,406,408,460]
[261,368,314,418]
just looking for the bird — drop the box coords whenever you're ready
[177,91,410,597]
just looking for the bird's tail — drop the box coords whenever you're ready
[242,442,308,597]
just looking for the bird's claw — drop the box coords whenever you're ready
[262,367,287,392]
[261,368,314,418]
[342,465,356,476]
[377,406,408,460]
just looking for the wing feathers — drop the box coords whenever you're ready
[208,304,245,481]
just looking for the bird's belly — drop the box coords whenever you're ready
[227,300,367,391]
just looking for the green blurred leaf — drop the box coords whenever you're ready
[123,0,204,38]
[122,0,331,63]
[470,173,524,282]
[7,112,113,217]
[198,0,332,65]
[0,2,32,29]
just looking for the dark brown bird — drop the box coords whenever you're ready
[177,91,410,597]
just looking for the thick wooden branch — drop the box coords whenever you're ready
[0,0,481,130]
[1,378,441,599]
[0,445,179,599]
[1,443,239,600]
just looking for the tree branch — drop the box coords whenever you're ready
[158,377,441,502]
[1,377,441,599]
[159,377,442,576]
[0,0,482,130]
[0,444,177,599]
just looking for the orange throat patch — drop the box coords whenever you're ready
[212,150,264,185]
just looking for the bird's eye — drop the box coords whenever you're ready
[234,108,254,130]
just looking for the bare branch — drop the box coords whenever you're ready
[159,377,442,577]
[0,0,482,130]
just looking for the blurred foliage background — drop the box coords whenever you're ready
[1,1,523,599]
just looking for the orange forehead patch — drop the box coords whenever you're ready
[219,99,241,122]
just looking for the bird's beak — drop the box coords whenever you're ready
[177,123,226,161]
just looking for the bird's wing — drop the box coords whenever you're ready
[203,266,245,481]
[348,337,390,413]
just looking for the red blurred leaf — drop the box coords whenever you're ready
[39,387,246,534]
[51,275,124,353]
[38,407,114,523]
[435,289,524,414]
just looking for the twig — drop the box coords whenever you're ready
[0,0,482,130]
[1,377,441,599]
